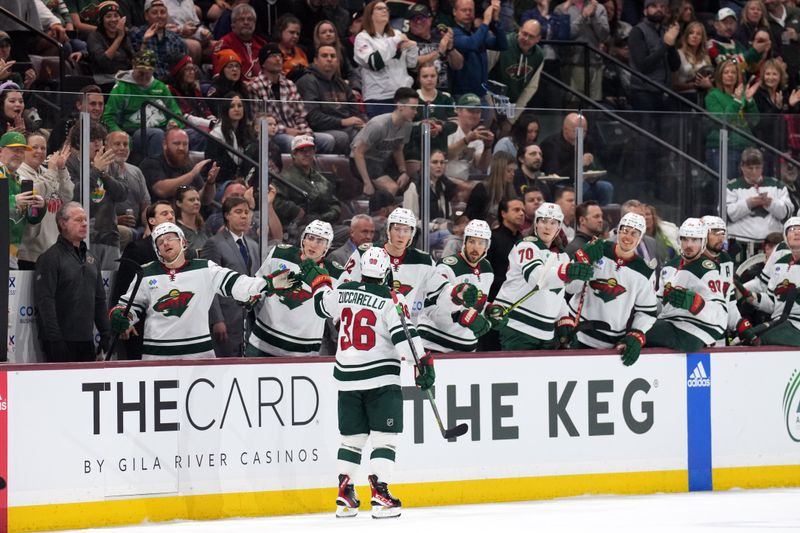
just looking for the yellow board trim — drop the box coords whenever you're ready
[9,470,687,532]
[712,465,800,490]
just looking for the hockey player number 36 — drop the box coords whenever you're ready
[340,308,377,350]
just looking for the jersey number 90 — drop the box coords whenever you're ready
[340,308,377,350]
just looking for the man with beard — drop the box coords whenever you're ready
[628,0,680,112]
[214,4,266,82]
[648,218,728,352]
[106,131,150,248]
[514,143,553,201]
[708,7,769,69]
[565,200,604,254]
[561,213,658,366]
[139,128,219,204]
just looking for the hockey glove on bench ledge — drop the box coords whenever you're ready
[415,353,436,390]
[617,330,646,366]
[109,306,132,334]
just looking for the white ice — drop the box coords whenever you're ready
[53,487,800,533]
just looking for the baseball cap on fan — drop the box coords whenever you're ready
[291,135,315,151]
[144,0,166,11]
[717,7,736,21]
[0,132,32,151]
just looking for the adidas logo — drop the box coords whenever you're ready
[687,361,711,388]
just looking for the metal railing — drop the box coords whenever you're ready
[0,7,66,93]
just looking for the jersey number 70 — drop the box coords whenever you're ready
[340,308,377,350]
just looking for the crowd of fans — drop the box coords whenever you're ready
[3,0,800,362]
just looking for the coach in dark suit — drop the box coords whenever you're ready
[201,197,261,357]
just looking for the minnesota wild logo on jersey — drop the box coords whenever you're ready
[589,278,627,302]
[391,279,413,296]
[277,286,313,310]
[153,289,194,317]
[775,280,797,301]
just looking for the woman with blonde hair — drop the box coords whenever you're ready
[644,204,678,264]
[673,21,712,104]
[312,20,362,92]
[464,151,517,227]
[753,59,800,172]
[734,0,770,48]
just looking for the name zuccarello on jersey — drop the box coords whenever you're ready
[338,290,386,310]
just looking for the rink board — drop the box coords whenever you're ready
[0,348,798,532]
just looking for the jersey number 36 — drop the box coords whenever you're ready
[340,308,377,350]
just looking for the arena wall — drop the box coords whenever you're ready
[0,348,798,532]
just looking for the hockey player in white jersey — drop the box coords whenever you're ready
[417,219,502,352]
[750,217,800,346]
[110,223,294,360]
[245,220,344,357]
[340,208,448,323]
[701,215,757,344]
[494,203,593,350]
[563,213,658,365]
[648,218,728,352]
[308,246,433,519]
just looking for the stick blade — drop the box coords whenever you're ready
[443,423,469,439]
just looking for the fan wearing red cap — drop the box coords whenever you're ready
[166,55,217,130]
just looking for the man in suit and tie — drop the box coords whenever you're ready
[201,197,261,356]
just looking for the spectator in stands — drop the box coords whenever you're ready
[167,55,217,132]
[518,187,542,234]
[735,0,771,48]
[293,0,350,51]
[555,0,609,104]
[405,3,463,91]
[555,186,576,241]
[65,121,128,269]
[404,62,457,177]
[313,19,362,92]
[48,85,105,154]
[201,196,260,356]
[513,142,553,201]
[488,19,544,112]
[296,44,366,155]
[247,43,336,154]
[274,135,341,226]
[486,197,524,303]
[541,113,613,205]
[0,32,36,90]
[446,93,494,180]
[276,14,309,80]
[0,82,25,135]
[162,0,212,63]
[465,151,516,227]
[204,179,251,235]
[139,128,220,202]
[628,0,680,113]
[65,0,98,36]
[494,113,540,158]
[727,147,793,247]
[565,199,603,254]
[329,214,376,264]
[2,131,45,268]
[704,58,760,181]
[110,200,175,359]
[709,7,768,70]
[451,0,507,110]
[3,1,71,60]
[130,0,188,81]
[106,130,150,249]
[86,1,135,86]
[754,59,800,173]
[765,0,800,83]
[206,92,255,184]
[673,21,713,106]
[350,87,417,196]
[354,0,418,118]
[102,49,188,158]
[34,202,111,362]
[215,4,265,82]
[207,49,249,108]
[643,203,679,263]
[17,134,73,269]
[404,148,467,220]
[174,185,208,253]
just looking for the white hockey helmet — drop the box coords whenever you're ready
[679,217,707,256]
[360,246,391,282]
[784,216,800,246]
[534,202,564,225]
[462,219,492,256]
[301,219,334,254]
[151,222,187,263]
[386,207,417,248]
[701,215,726,233]
[618,212,646,247]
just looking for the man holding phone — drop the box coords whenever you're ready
[727,148,793,260]
[446,93,494,180]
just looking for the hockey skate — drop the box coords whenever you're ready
[336,474,360,517]
[368,474,401,518]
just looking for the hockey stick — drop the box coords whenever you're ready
[732,286,797,345]
[390,290,468,440]
[502,253,559,317]
[105,259,144,362]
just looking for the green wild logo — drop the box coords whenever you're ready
[278,287,312,310]
[153,289,194,317]
[783,369,800,442]
[589,278,627,302]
